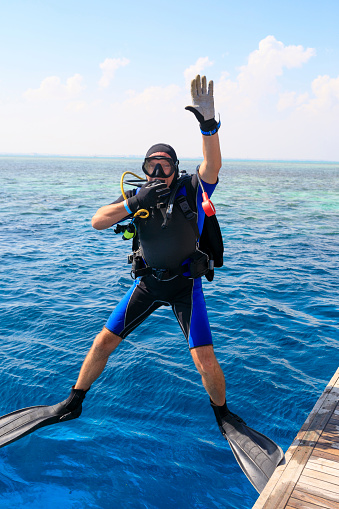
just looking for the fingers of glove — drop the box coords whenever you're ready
[147,181,168,193]
[195,74,202,97]
[138,181,163,197]
[190,76,198,102]
[208,79,213,97]
[138,181,169,208]
[156,187,170,198]
[201,75,207,95]
[143,181,157,189]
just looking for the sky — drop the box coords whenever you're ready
[0,0,339,161]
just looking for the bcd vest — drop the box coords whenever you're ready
[129,173,224,281]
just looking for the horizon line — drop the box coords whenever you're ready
[0,153,339,165]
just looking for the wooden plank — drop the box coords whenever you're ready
[305,391,339,434]
[323,427,339,437]
[315,443,339,456]
[307,459,339,477]
[322,425,339,434]
[252,368,339,509]
[308,455,339,473]
[294,483,339,504]
[312,448,339,463]
[325,421,339,430]
[266,402,339,508]
[287,496,338,509]
[298,370,339,434]
[252,444,315,509]
[292,488,339,509]
[300,468,339,488]
[298,477,339,496]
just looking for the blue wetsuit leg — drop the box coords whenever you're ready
[172,277,213,349]
[105,277,166,339]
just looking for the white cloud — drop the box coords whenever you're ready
[184,57,213,88]
[239,35,316,91]
[5,37,339,160]
[277,91,309,112]
[216,36,316,108]
[299,74,339,113]
[23,74,85,101]
[67,101,87,112]
[99,57,130,88]
[122,84,181,107]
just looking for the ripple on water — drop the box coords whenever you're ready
[0,157,338,508]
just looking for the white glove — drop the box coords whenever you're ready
[185,75,215,121]
[185,75,220,135]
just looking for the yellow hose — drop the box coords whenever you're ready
[120,171,149,219]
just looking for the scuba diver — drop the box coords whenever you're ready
[0,75,283,493]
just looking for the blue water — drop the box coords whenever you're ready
[0,157,338,508]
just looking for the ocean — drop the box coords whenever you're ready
[0,156,338,508]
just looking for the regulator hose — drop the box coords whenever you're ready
[120,171,149,219]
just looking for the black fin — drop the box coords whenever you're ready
[0,388,87,449]
[212,404,284,493]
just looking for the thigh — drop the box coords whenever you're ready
[105,277,164,339]
[172,277,213,349]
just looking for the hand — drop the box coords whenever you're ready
[127,181,170,214]
[185,75,220,135]
[185,75,215,123]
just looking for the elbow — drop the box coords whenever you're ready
[91,215,105,230]
[216,153,222,171]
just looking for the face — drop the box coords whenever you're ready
[144,152,176,187]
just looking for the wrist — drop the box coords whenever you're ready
[200,117,221,136]
[126,195,139,214]
[123,199,133,215]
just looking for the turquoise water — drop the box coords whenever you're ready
[0,157,338,508]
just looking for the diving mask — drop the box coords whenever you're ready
[142,156,178,179]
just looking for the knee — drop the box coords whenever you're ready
[191,346,220,376]
[92,328,122,355]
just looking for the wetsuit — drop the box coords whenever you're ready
[105,174,217,349]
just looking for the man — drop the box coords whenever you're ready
[73,74,225,412]
[60,77,284,493]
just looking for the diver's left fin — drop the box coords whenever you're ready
[211,401,284,493]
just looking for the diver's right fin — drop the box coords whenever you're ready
[0,387,87,449]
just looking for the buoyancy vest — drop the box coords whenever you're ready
[137,190,198,270]
[129,172,224,281]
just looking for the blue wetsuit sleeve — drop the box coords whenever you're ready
[199,178,218,197]
[196,178,218,235]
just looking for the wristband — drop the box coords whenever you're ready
[200,119,221,136]
[123,200,133,215]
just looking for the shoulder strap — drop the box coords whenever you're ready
[161,174,192,228]
[182,173,199,213]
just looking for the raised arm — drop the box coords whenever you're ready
[185,75,222,184]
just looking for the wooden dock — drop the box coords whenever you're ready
[253,367,339,509]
